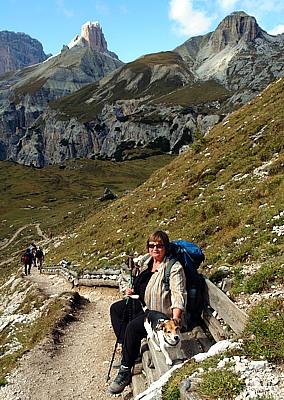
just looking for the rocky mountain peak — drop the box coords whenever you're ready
[0,31,49,73]
[210,11,262,52]
[68,21,118,58]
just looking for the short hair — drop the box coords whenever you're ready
[146,230,170,254]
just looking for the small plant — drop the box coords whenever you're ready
[242,297,284,363]
[0,377,8,387]
[162,357,245,400]
[209,268,229,284]
[196,368,245,399]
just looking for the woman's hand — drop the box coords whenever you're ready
[172,307,182,320]
[125,286,135,296]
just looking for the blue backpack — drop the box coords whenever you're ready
[164,240,205,322]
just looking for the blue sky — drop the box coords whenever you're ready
[1,0,284,62]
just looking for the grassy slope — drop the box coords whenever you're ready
[49,52,229,122]
[50,78,284,272]
[0,155,174,262]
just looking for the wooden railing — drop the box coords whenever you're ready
[40,263,120,287]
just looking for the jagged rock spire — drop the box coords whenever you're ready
[68,21,119,59]
[69,21,108,52]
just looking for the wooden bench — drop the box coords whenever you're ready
[132,275,249,398]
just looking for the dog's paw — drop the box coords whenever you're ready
[165,358,173,365]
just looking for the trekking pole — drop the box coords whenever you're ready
[106,256,135,383]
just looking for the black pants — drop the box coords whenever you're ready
[110,298,146,368]
[24,262,32,275]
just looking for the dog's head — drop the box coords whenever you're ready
[157,318,182,345]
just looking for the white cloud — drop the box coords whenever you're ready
[268,25,284,35]
[216,0,238,11]
[169,0,213,36]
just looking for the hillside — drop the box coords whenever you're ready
[50,77,284,272]
[0,155,174,251]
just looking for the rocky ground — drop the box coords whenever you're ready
[0,269,133,400]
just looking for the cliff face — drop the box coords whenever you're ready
[210,11,261,52]
[1,12,284,167]
[0,31,49,73]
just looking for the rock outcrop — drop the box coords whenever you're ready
[210,11,261,52]
[0,31,49,73]
[68,21,119,60]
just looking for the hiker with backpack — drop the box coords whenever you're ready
[35,247,44,271]
[108,230,187,395]
[22,248,33,276]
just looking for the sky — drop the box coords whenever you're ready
[1,0,284,63]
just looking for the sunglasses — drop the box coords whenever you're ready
[148,243,165,249]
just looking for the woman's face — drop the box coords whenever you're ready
[148,241,166,262]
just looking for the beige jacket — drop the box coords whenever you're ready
[138,254,187,320]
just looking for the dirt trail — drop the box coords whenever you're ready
[0,223,48,251]
[0,269,133,400]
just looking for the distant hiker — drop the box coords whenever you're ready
[35,247,44,272]
[22,248,33,275]
[49,232,53,239]
[29,243,37,265]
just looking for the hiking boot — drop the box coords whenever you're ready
[108,365,132,395]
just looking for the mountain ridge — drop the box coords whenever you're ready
[0,11,284,166]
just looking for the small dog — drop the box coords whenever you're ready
[144,310,182,365]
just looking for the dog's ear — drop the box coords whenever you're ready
[173,318,182,328]
[156,319,166,330]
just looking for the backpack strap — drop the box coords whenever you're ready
[162,258,177,291]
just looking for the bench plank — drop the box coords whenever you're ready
[202,306,230,341]
[202,275,248,334]
[140,339,159,385]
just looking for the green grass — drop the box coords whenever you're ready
[162,357,245,400]
[0,155,175,248]
[196,368,245,399]
[154,80,230,108]
[242,298,284,363]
